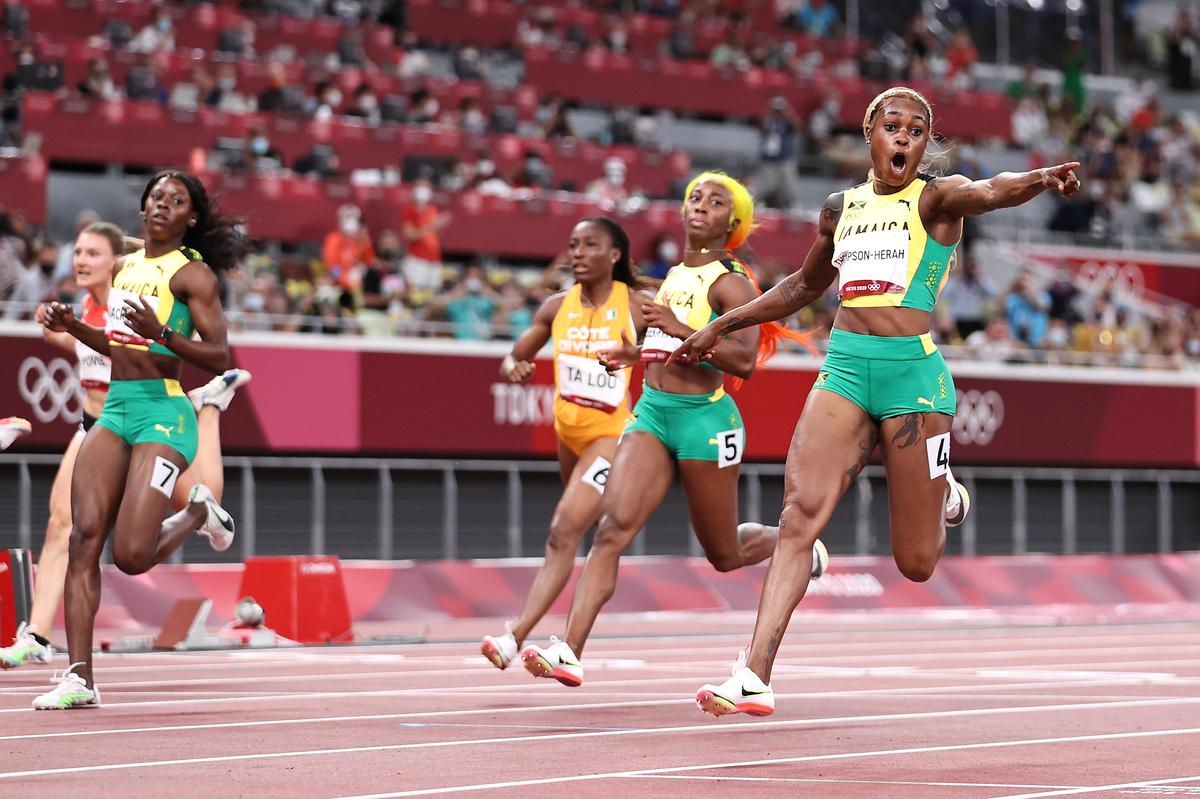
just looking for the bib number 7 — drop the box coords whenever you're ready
[716,428,744,469]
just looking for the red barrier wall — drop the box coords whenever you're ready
[74,554,1200,633]
[3,329,1198,466]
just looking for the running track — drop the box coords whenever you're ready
[3,611,1200,797]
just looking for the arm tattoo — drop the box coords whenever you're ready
[719,315,760,334]
[780,271,805,308]
[890,414,923,449]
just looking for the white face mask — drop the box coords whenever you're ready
[339,218,360,236]
[326,90,343,107]
[658,241,678,261]
[359,95,378,112]
[464,277,483,293]
[477,160,495,176]
[413,186,433,205]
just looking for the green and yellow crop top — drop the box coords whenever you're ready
[105,247,199,357]
[641,258,747,363]
[831,175,958,312]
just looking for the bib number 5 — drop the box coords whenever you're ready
[716,428,744,469]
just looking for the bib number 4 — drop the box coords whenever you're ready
[926,432,950,479]
[716,428,744,469]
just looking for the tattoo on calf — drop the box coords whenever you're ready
[891,414,922,449]
[765,626,782,661]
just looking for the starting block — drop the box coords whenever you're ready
[154,598,220,650]
[0,549,34,647]
[238,556,354,644]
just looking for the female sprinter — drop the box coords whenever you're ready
[0,222,250,670]
[480,217,645,670]
[34,171,243,708]
[672,87,1081,716]
[519,172,827,687]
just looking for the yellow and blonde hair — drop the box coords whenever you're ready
[679,172,818,379]
[861,86,935,141]
[681,171,755,249]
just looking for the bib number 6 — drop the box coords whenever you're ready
[716,428,744,469]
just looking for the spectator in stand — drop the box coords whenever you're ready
[665,13,696,59]
[124,57,168,105]
[0,210,24,300]
[402,179,450,295]
[76,58,120,101]
[644,234,679,281]
[408,88,440,124]
[603,106,638,146]
[322,204,376,291]
[1161,179,1200,245]
[1011,95,1050,150]
[243,127,285,173]
[604,16,631,55]
[358,229,406,337]
[130,6,175,54]
[454,97,490,137]
[1006,65,1038,102]
[4,242,54,320]
[469,157,512,197]
[170,65,214,111]
[207,63,254,114]
[539,95,576,140]
[217,19,257,59]
[965,317,1025,362]
[586,157,631,207]
[394,31,432,80]
[345,83,382,125]
[493,278,534,339]
[1004,269,1052,347]
[944,28,978,88]
[517,8,561,51]
[1166,7,1197,92]
[432,265,498,341]
[453,47,487,82]
[257,63,290,113]
[1047,268,1083,325]
[294,144,341,179]
[754,96,801,209]
[785,0,839,38]
[939,255,996,340]
[1061,32,1087,116]
[904,11,937,81]
[310,81,344,121]
[512,150,553,190]
[711,29,750,71]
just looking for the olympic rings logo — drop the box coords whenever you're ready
[953,389,1004,446]
[18,356,83,424]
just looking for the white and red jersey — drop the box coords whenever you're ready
[75,294,111,389]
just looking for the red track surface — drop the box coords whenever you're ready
[3,610,1200,798]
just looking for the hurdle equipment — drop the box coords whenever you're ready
[237,556,354,644]
[0,549,34,647]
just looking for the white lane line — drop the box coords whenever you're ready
[986,774,1200,798]
[0,684,1173,742]
[327,726,1200,798]
[2,697,1198,779]
[628,775,1087,789]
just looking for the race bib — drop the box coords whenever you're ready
[926,432,950,479]
[557,353,626,413]
[106,288,159,346]
[640,307,690,362]
[150,455,180,498]
[833,228,909,301]
[715,427,744,468]
[581,456,611,493]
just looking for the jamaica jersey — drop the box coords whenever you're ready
[550,281,635,416]
[105,247,199,357]
[641,258,747,362]
[832,175,958,311]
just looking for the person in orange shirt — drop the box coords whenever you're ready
[321,204,376,290]
[402,179,451,294]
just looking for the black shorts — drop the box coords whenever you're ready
[79,411,98,434]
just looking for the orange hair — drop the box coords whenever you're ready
[681,172,818,387]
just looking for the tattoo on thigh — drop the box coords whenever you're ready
[845,428,879,479]
[891,414,923,449]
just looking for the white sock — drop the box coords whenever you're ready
[0,425,26,451]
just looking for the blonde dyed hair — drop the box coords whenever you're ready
[681,171,754,249]
[861,86,935,141]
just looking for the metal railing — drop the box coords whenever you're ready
[1,454,1196,561]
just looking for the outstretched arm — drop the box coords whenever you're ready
[666,192,841,366]
[928,161,1082,219]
